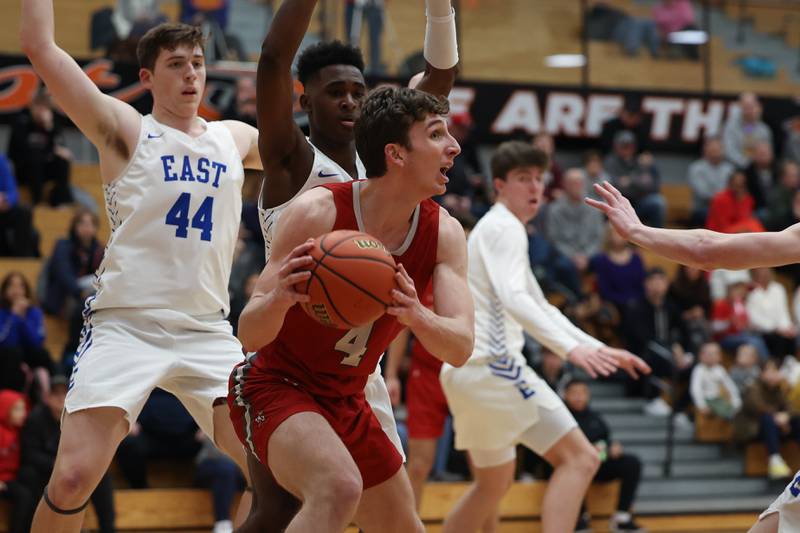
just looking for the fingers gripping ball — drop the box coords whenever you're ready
[295,230,398,329]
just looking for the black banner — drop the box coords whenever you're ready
[1,54,798,153]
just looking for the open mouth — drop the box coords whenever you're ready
[182,88,198,96]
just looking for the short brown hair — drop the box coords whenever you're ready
[490,141,549,181]
[355,86,450,178]
[136,23,206,71]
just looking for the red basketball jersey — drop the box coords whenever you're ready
[409,282,443,372]
[252,181,440,397]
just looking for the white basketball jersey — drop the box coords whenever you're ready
[91,115,244,316]
[258,140,365,262]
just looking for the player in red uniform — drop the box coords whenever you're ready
[385,282,452,509]
[229,86,474,532]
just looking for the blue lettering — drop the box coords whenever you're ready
[161,155,177,181]
[180,156,195,181]
[210,161,226,188]
[196,158,210,183]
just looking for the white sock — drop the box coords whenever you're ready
[613,511,631,523]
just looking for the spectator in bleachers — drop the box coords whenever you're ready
[18,375,115,533]
[0,153,39,258]
[194,435,246,533]
[600,98,650,155]
[42,208,104,362]
[746,268,797,359]
[115,388,202,489]
[711,279,770,360]
[688,136,734,227]
[344,0,386,75]
[723,92,772,168]
[733,359,797,480]
[90,0,168,63]
[582,149,612,201]
[621,267,692,418]
[585,2,659,58]
[563,379,646,533]
[710,268,751,302]
[765,161,800,231]
[669,265,712,355]
[689,342,741,421]
[705,169,764,234]
[652,0,699,59]
[221,75,257,127]
[783,114,800,166]
[730,343,761,396]
[8,88,73,207]
[0,390,34,533]
[531,133,564,200]
[527,220,584,304]
[442,111,488,221]
[546,168,606,279]
[0,272,52,402]
[589,226,646,315]
[181,0,246,61]
[744,140,779,218]
[603,130,666,228]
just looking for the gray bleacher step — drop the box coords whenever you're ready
[588,382,626,398]
[638,477,770,499]
[625,443,723,463]
[592,397,648,413]
[643,459,743,479]
[615,426,695,444]
[635,495,776,515]
[605,413,670,429]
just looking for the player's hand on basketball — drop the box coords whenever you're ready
[584,181,642,241]
[567,344,617,379]
[598,346,651,379]
[273,240,315,306]
[387,264,424,327]
[386,376,401,406]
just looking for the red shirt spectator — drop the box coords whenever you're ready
[0,390,26,482]
[653,0,696,37]
[706,170,765,234]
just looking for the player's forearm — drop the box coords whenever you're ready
[20,0,55,54]
[260,0,317,65]
[237,293,293,352]
[415,0,458,98]
[408,308,473,367]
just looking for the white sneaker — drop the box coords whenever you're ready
[643,397,672,417]
[213,520,233,533]
[769,455,792,480]
[673,412,693,430]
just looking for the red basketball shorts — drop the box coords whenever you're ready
[405,360,449,440]
[228,361,403,489]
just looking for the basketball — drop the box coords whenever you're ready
[295,230,398,329]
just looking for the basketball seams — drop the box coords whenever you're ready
[316,260,395,307]
[302,269,358,329]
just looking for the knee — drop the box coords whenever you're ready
[570,446,601,479]
[315,468,363,518]
[48,464,95,506]
[407,455,434,480]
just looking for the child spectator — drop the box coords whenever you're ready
[730,343,761,396]
[689,342,741,420]
[564,379,646,533]
[733,359,799,479]
[18,376,115,532]
[0,390,34,533]
[711,280,770,360]
[0,272,53,401]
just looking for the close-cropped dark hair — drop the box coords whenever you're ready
[137,23,206,72]
[0,271,33,309]
[355,86,450,178]
[296,40,365,86]
[490,141,549,181]
[563,378,589,391]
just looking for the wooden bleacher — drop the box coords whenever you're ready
[745,441,800,477]
[695,411,734,443]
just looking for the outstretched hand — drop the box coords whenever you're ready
[598,346,651,379]
[567,345,617,379]
[585,182,643,242]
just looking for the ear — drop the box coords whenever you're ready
[139,68,153,89]
[299,92,311,114]
[384,142,406,169]
[492,177,505,196]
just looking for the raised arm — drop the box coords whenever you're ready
[388,211,474,367]
[20,0,140,183]
[587,181,800,270]
[255,0,317,202]
[237,187,336,352]
[413,0,460,98]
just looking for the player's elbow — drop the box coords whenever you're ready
[445,334,474,368]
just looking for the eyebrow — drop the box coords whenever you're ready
[166,54,204,61]
[426,118,446,129]
[323,79,366,89]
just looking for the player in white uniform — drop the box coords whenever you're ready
[235,0,459,527]
[20,3,268,531]
[440,142,650,533]
[587,182,800,533]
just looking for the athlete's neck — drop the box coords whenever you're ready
[151,104,206,137]
[357,178,420,250]
[309,133,358,178]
